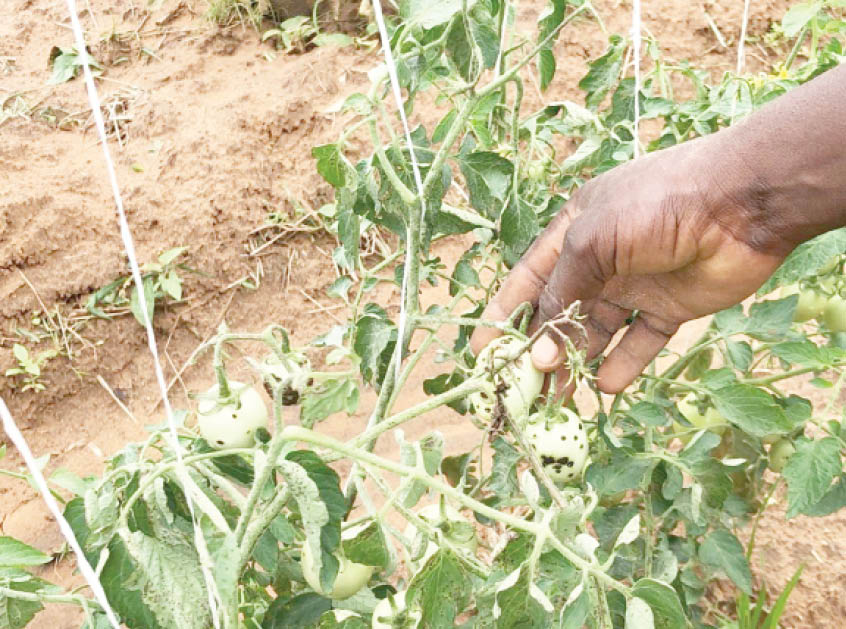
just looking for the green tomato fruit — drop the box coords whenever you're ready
[796,289,829,322]
[470,335,544,428]
[372,591,421,629]
[197,382,268,449]
[301,542,374,600]
[824,295,846,332]
[768,438,796,473]
[525,408,589,484]
[781,284,827,322]
[678,394,726,433]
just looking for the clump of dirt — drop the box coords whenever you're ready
[1,0,841,627]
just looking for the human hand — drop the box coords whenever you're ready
[470,137,795,395]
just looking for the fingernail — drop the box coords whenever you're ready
[532,334,559,368]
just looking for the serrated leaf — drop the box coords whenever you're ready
[699,530,752,594]
[313,144,347,188]
[353,307,397,386]
[559,583,590,629]
[408,550,469,627]
[300,379,360,428]
[124,531,210,629]
[263,592,332,628]
[772,340,846,369]
[403,0,461,29]
[726,340,753,371]
[626,402,669,427]
[0,585,43,629]
[710,384,792,438]
[0,538,50,568]
[65,499,162,628]
[458,152,513,218]
[446,13,480,82]
[625,597,655,629]
[281,451,346,592]
[783,437,842,518]
[578,36,625,108]
[489,437,521,503]
[337,206,360,271]
[800,474,846,516]
[782,1,823,37]
[493,564,552,628]
[342,522,389,569]
[759,228,846,294]
[631,578,685,629]
[585,453,652,495]
[500,197,540,266]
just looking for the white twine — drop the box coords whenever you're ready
[0,398,121,627]
[19,1,226,624]
[736,0,752,75]
[369,0,427,380]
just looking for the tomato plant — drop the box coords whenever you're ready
[4,2,846,628]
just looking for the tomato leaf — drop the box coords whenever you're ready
[284,451,347,592]
[800,474,846,517]
[500,197,541,266]
[262,592,332,628]
[585,453,653,495]
[123,531,210,629]
[488,437,521,503]
[626,401,669,427]
[402,0,461,29]
[698,529,752,594]
[398,432,444,508]
[312,144,348,188]
[783,437,842,518]
[0,537,51,568]
[759,228,846,294]
[342,522,390,569]
[578,35,625,109]
[709,384,793,438]
[300,379,360,428]
[559,582,591,629]
[408,550,469,626]
[493,564,552,627]
[631,578,685,629]
[353,306,397,386]
[781,1,823,38]
[458,152,513,219]
[625,596,655,629]
[771,340,846,369]
[446,14,480,82]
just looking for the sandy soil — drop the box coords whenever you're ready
[2,0,843,626]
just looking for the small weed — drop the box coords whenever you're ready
[86,247,190,326]
[48,45,103,84]
[5,343,58,392]
[205,0,265,28]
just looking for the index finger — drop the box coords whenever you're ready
[469,209,572,355]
